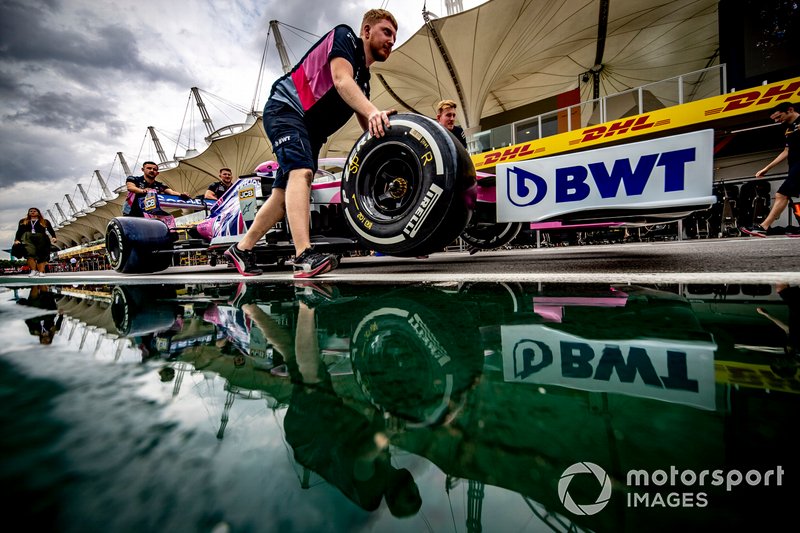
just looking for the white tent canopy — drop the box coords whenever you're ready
[322,0,719,156]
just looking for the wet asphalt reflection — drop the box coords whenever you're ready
[1,281,798,532]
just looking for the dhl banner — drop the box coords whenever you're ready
[715,361,800,394]
[472,77,800,171]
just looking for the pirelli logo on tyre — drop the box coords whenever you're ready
[404,184,444,238]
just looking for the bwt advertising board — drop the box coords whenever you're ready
[496,129,715,222]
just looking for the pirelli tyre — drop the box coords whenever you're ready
[106,217,174,273]
[349,288,483,427]
[341,113,476,256]
[461,220,523,250]
[110,285,179,336]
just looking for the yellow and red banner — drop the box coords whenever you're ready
[472,77,800,171]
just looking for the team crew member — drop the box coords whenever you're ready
[124,161,189,217]
[741,102,800,236]
[435,99,468,148]
[225,9,398,278]
[205,167,234,201]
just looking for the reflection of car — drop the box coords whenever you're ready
[105,114,487,273]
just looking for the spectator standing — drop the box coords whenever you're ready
[14,207,56,277]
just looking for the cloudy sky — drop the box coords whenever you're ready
[0,0,486,256]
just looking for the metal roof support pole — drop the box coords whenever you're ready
[191,87,216,137]
[93,170,114,199]
[55,203,70,222]
[638,87,644,114]
[269,20,292,74]
[65,194,82,217]
[147,126,168,164]
[77,184,92,207]
[117,152,132,176]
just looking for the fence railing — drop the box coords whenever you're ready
[471,64,726,154]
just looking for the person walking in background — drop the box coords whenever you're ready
[225,9,398,278]
[14,207,56,277]
[741,102,800,236]
[435,99,468,148]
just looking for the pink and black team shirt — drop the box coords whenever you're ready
[268,25,369,141]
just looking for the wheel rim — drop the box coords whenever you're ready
[356,143,422,221]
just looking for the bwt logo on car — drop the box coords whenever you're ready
[506,147,695,206]
[496,129,715,223]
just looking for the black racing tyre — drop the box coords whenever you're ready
[106,217,174,273]
[341,113,476,257]
[349,288,483,427]
[110,285,179,336]
[461,221,523,250]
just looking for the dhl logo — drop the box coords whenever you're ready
[576,115,670,143]
[706,80,800,115]
[472,76,800,171]
[478,144,544,166]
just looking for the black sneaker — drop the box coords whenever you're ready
[294,281,336,308]
[225,244,263,276]
[292,248,337,278]
[229,282,256,307]
[740,224,767,238]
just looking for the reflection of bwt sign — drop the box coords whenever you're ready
[558,462,613,515]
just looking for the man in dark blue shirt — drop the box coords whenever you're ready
[124,161,187,217]
[741,102,800,236]
[225,9,398,278]
[205,167,234,201]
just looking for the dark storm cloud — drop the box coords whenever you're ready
[4,91,124,135]
[0,0,193,87]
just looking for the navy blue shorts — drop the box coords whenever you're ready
[776,164,800,197]
[263,100,321,189]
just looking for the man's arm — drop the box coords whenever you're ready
[756,147,789,178]
[330,57,393,137]
[126,180,146,194]
[204,190,218,200]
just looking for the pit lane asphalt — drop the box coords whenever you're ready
[1,236,797,287]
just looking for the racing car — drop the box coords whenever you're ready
[105,113,523,274]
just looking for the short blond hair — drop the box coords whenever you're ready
[361,9,398,35]
[436,99,457,114]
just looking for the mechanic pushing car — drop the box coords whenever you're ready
[225,9,398,278]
